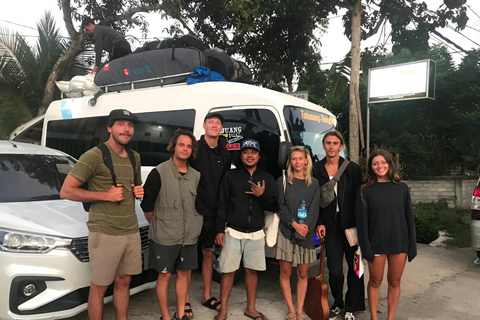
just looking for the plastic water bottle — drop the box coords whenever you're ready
[297,200,307,224]
[294,200,307,240]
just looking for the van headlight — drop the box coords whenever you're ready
[0,230,72,253]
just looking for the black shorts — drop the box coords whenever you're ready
[199,216,216,250]
[149,240,198,273]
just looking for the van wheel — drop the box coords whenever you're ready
[212,249,245,284]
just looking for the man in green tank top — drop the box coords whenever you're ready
[60,109,143,320]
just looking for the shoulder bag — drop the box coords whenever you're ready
[319,160,349,208]
[264,175,286,247]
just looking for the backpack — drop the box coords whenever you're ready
[81,144,138,212]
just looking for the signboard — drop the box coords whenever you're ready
[288,91,309,101]
[368,60,435,104]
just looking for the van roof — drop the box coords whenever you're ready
[45,81,334,119]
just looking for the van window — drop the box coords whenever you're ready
[217,109,282,179]
[284,106,342,163]
[46,110,195,165]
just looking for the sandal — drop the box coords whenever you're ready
[296,314,306,320]
[184,302,194,319]
[202,297,221,311]
[286,313,296,320]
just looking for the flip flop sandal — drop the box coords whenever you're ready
[184,303,194,319]
[244,312,267,320]
[202,297,221,311]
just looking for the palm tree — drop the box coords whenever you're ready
[0,11,89,139]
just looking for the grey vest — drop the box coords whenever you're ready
[149,158,202,245]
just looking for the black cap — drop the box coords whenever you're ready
[108,109,138,124]
[204,113,224,124]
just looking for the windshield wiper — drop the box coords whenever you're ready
[27,194,61,201]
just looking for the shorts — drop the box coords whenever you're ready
[199,216,216,251]
[219,231,266,273]
[88,231,142,286]
[149,240,198,273]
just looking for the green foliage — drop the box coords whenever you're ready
[179,0,333,90]
[414,201,470,247]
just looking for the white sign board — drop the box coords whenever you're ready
[288,91,309,101]
[368,60,435,104]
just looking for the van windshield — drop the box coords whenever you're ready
[284,106,345,163]
[0,154,75,202]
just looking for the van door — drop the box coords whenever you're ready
[215,107,283,179]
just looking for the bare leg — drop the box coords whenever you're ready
[367,255,387,320]
[244,268,266,319]
[185,270,191,315]
[279,260,295,314]
[156,272,172,320]
[113,274,132,320]
[202,249,216,303]
[386,253,407,320]
[176,270,190,318]
[88,282,108,320]
[217,272,235,319]
[296,263,310,316]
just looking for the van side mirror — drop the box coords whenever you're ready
[278,141,293,170]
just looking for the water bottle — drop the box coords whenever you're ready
[294,200,307,240]
[297,200,307,224]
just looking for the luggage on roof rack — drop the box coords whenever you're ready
[94,47,208,92]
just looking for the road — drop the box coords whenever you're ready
[66,244,480,320]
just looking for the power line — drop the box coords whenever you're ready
[0,19,36,30]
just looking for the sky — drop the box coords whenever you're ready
[0,0,479,68]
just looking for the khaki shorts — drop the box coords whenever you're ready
[88,231,142,286]
[219,232,266,273]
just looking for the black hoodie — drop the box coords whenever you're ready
[216,165,279,234]
[189,135,231,217]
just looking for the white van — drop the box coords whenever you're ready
[42,81,342,178]
[41,81,344,282]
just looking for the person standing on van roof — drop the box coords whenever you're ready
[82,17,132,74]
[60,109,144,320]
[141,129,202,320]
[187,113,231,316]
[214,139,279,320]
[313,131,365,320]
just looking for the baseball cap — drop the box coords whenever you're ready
[108,109,138,124]
[240,139,260,152]
[204,113,224,124]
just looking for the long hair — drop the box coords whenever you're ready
[286,146,313,186]
[167,129,197,158]
[360,149,401,203]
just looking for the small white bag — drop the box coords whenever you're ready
[264,211,280,247]
[264,175,286,247]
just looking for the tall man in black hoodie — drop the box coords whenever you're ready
[188,113,231,316]
[314,131,365,320]
[215,139,278,320]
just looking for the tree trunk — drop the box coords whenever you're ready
[37,35,84,116]
[348,0,362,164]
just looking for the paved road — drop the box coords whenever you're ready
[66,244,480,320]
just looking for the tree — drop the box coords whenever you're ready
[331,0,469,163]
[0,11,87,138]
[179,0,333,91]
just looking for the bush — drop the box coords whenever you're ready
[413,201,471,247]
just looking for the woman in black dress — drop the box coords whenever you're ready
[355,149,417,320]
